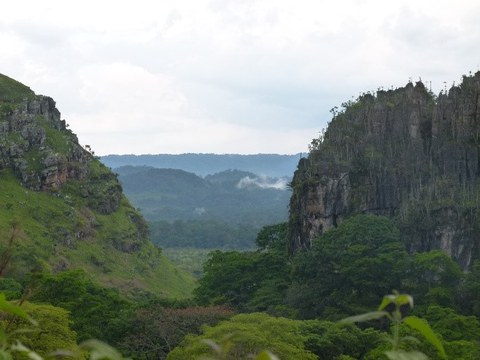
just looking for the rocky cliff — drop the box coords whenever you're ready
[289,72,480,269]
[0,74,195,297]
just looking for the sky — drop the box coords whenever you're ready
[1,0,480,155]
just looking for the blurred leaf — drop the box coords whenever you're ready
[340,311,389,323]
[10,341,43,360]
[80,339,128,360]
[256,350,279,360]
[385,350,428,360]
[201,339,222,354]
[379,294,413,311]
[0,294,36,325]
[403,316,447,359]
[0,349,13,360]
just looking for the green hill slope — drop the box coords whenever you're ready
[0,73,195,298]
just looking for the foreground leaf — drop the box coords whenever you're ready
[256,350,279,360]
[403,316,447,359]
[80,340,128,360]
[385,350,428,360]
[0,294,36,325]
[10,341,43,360]
[340,311,389,324]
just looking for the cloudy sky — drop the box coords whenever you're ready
[1,0,480,155]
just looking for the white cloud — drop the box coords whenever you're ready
[237,175,289,190]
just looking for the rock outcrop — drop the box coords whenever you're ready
[289,72,480,269]
[0,88,123,215]
[0,95,89,191]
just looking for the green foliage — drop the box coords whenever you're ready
[0,168,195,299]
[162,248,212,277]
[255,223,288,251]
[115,167,290,244]
[150,220,258,249]
[404,250,462,309]
[458,260,480,317]
[194,224,290,312]
[301,320,383,359]
[288,214,408,318]
[11,301,80,358]
[166,313,317,360]
[28,270,133,344]
[0,278,22,300]
[342,293,447,360]
[422,305,480,343]
[119,305,234,359]
[194,250,261,309]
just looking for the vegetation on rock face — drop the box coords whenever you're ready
[289,73,480,269]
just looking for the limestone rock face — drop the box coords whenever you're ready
[0,92,123,215]
[289,73,480,269]
[0,96,89,191]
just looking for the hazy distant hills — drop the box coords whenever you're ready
[114,166,291,249]
[101,153,302,177]
[115,166,290,225]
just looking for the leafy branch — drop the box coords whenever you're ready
[341,293,447,360]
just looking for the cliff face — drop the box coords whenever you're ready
[0,95,89,190]
[289,72,480,269]
[0,84,123,215]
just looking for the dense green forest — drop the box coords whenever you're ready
[114,166,290,248]
[114,166,291,274]
[1,71,480,360]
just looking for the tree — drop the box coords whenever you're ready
[288,214,409,319]
[28,269,132,344]
[119,305,233,359]
[166,313,317,360]
[403,250,462,309]
[458,260,480,317]
[8,301,80,357]
[194,223,291,313]
[194,251,260,309]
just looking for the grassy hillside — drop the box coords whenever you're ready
[0,168,195,298]
[0,73,196,298]
[0,74,35,101]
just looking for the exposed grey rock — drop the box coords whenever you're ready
[289,73,480,269]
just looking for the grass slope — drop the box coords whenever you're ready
[0,168,195,299]
[0,74,35,101]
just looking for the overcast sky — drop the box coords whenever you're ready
[1,0,480,155]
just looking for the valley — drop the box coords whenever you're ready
[1,72,480,359]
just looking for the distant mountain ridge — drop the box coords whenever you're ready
[101,153,302,177]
